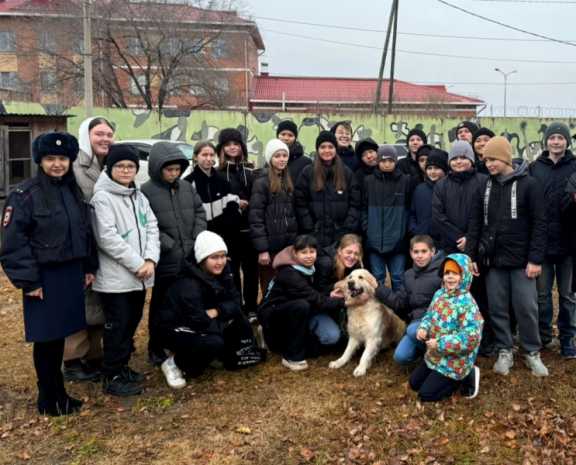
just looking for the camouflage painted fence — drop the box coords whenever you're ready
[3,102,575,167]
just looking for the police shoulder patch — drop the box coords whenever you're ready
[2,206,13,228]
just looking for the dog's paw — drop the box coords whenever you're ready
[353,366,367,377]
[329,360,343,369]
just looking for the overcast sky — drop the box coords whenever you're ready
[242,0,576,117]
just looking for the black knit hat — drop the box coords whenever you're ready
[276,120,298,138]
[215,128,248,161]
[355,137,379,158]
[406,128,428,146]
[425,148,449,173]
[472,128,495,146]
[416,144,434,160]
[32,132,79,164]
[316,130,338,151]
[457,121,480,137]
[105,144,140,174]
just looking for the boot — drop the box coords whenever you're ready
[37,381,82,417]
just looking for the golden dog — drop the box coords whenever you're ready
[329,269,405,377]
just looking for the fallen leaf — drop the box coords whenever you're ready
[235,426,251,434]
[504,431,517,440]
[300,447,315,462]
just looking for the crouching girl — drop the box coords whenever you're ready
[157,231,263,389]
[257,235,344,371]
[410,253,483,402]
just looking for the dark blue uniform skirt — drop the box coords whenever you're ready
[23,260,86,342]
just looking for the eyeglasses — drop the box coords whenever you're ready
[113,164,137,172]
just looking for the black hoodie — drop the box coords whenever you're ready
[287,141,311,184]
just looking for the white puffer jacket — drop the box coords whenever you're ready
[91,171,160,293]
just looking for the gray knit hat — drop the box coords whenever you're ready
[448,141,475,164]
[544,122,572,146]
[377,144,398,162]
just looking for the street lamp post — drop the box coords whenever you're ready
[494,68,517,117]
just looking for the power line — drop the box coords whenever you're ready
[437,0,576,47]
[255,15,571,42]
[261,29,576,64]
[469,0,576,3]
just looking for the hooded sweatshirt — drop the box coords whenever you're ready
[73,116,109,200]
[141,143,207,278]
[418,253,483,381]
[91,171,160,293]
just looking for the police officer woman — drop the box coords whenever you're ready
[0,132,98,416]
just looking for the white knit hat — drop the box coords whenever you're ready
[264,139,289,165]
[194,231,228,263]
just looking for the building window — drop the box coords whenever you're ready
[214,77,229,93]
[160,37,181,57]
[130,75,147,95]
[0,72,18,90]
[127,37,144,55]
[40,71,57,92]
[38,31,57,53]
[211,38,228,59]
[72,39,84,55]
[0,31,16,52]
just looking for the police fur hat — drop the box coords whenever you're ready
[32,132,79,164]
[215,128,248,161]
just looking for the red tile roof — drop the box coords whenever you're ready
[253,76,483,106]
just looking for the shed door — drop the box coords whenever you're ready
[0,125,8,196]
[7,127,32,191]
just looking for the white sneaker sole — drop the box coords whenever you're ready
[281,359,308,371]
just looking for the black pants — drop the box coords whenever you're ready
[148,277,173,355]
[409,360,461,402]
[33,339,66,397]
[100,291,146,376]
[470,269,495,352]
[259,299,311,362]
[228,230,259,314]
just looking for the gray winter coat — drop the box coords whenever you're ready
[91,171,160,293]
[141,143,206,278]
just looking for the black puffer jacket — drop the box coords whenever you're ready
[248,170,298,255]
[376,251,444,322]
[467,161,547,268]
[141,144,206,278]
[529,150,576,257]
[431,169,487,253]
[220,161,254,231]
[287,141,311,184]
[315,243,362,295]
[562,173,576,291]
[158,263,242,335]
[398,155,424,184]
[258,246,343,314]
[294,164,361,248]
[338,146,360,172]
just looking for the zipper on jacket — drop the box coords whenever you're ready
[130,194,145,290]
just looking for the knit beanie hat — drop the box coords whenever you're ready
[194,230,228,264]
[355,138,379,158]
[425,148,449,172]
[416,144,433,160]
[544,122,572,146]
[316,130,338,151]
[443,259,461,276]
[472,128,495,146]
[32,132,80,164]
[105,144,140,174]
[276,120,298,138]
[406,128,428,146]
[456,121,479,136]
[377,144,398,162]
[264,139,290,165]
[215,128,248,160]
[483,136,513,166]
[449,141,475,164]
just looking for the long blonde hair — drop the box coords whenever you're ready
[333,234,364,280]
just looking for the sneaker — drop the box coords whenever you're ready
[281,358,309,371]
[63,359,101,382]
[523,352,549,377]
[461,366,480,399]
[121,366,144,383]
[103,374,143,397]
[161,357,186,389]
[493,349,514,375]
[148,350,167,367]
[543,338,560,351]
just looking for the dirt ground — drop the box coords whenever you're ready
[1,273,575,465]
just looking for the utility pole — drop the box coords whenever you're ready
[494,68,517,118]
[373,0,398,113]
[387,0,399,115]
[83,0,93,117]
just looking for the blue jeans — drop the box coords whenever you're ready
[537,257,576,353]
[394,320,425,365]
[369,252,406,290]
[309,314,341,345]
